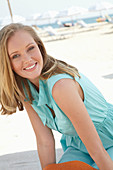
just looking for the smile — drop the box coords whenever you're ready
[24,63,37,70]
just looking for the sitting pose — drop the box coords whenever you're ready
[0,23,113,170]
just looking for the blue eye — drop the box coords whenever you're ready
[12,54,20,59]
[28,46,34,51]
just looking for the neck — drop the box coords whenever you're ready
[29,78,39,90]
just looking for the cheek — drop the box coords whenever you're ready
[11,62,21,73]
[35,51,43,63]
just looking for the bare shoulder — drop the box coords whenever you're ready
[52,78,84,104]
[52,78,80,98]
[52,78,76,93]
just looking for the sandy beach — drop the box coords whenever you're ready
[0,22,113,169]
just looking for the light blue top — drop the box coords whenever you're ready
[26,73,113,153]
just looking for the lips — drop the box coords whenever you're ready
[24,62,37,70]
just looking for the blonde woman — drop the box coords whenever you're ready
[0,23,113,170]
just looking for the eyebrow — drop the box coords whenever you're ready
[9,51,18,57]
[9,42,34,56]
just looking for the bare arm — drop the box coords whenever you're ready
[23,101,56,169]
[52,78,113,170]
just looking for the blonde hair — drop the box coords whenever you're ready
[0,23,80,115]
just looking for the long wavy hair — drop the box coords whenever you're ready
[0,23,80,115]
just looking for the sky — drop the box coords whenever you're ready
[0,0,113,18]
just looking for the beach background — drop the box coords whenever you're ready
[0,0,113,169]
[0,22,113,169]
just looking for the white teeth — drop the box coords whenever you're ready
[25,64,36,70]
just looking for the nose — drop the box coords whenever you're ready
[22,53,32,64]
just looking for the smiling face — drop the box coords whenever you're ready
[8,30,43,87]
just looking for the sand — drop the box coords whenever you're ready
[0,22,113,169]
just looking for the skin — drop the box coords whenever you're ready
[7,30,113,169]
[8,30,43,88]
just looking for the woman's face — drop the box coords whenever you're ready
[8,30,43,86]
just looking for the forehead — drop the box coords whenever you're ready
[8,30,35,52]
[9,30,34,43]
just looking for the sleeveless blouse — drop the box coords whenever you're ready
[26,73,113,153]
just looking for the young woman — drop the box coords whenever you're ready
[0,23,113,170]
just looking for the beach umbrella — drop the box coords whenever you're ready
[56,6,88,18]
[28,13,41,21]
[38,10,59,25]
[39,10,59,20]
[56,6,88,24]
[89,1,113,15]
[32,13,41,20]
[27,13,41,25]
